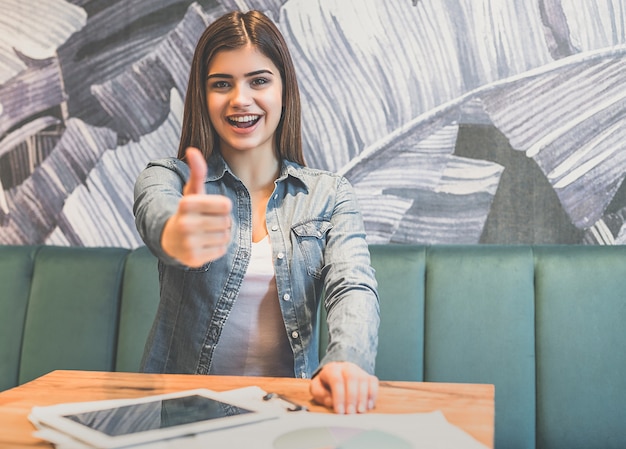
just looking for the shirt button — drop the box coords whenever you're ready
[283,293,291,301]
[273,194,278,200]
[316,231,322,237]
[301,372,307,379]
[271,225,278,231]
[291,331,299,339]
[277,252,284,259]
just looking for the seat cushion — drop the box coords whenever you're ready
[115,246,160,372]
[534,245,626,449]
[370,244,426,381]
[18,246,129,384]
[0,246,38,391]
[424,245,536,449]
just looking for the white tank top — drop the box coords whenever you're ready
[210,235,294,377]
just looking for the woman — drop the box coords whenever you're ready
[133,10,380,415]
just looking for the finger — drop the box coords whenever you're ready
[328,369,346,414]
[344,371,359,414]
[332,385,346,414]
[357,377,370,413]
[183,147,208,196]
[178,195,232,218]
[368,375,379,410]
[186,237,230,266]
[313,364,346,413]
[309,377,333,409]
[185,227,231,248]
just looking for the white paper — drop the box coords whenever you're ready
[30,386,489,449]
[170,411,489,449]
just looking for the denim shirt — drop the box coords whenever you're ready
[133,154,379,379]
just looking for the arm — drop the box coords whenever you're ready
[133,147,232,267]
[310,176,380,413]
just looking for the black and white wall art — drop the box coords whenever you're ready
[1,0,625,247]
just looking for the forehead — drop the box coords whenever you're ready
[208,44,278,75]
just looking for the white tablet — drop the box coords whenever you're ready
[34,388,279,448]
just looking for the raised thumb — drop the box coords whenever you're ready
[183,147,208,196]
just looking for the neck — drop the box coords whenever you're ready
[223,149,280,192]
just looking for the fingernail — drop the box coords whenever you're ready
[358,403,367,413]
[336,404,345,414]
[347,405,356,414]
[368,400,375,410]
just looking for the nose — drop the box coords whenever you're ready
[230,83,253,108]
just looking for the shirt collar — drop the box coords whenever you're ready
[278,160,309,191]
[208,154,309,192]
[206,152,229,181]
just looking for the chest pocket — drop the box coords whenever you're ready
[291,219,332,279]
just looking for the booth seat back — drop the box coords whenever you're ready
[328,245,626,449]
[1,244,626,449]
[0,245,159,390]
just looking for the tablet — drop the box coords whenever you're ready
[34,388,278,448]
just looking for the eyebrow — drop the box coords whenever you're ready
[207,69,274,79]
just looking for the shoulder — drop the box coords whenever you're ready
[137,157,190,182]
[283,161,352,190]
[145,157,188,174]
[134,157,190,193]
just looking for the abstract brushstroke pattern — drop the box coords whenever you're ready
[481,51,626,230]
[0,0,625,247]
[0,0,86,83]
[47,91,185,247]
[0,118,117,244]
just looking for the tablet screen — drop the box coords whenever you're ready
[63,394,253,437]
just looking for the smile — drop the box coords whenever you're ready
[227,115,261,129]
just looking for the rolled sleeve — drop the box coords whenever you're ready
[318,177,380,375]
[133,159,187,266]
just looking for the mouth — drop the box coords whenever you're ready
[227,114,261,129]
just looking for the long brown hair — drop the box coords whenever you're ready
[177,10,304,165]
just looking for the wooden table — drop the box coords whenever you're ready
[0,370,494,448]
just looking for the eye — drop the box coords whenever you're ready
[208,80,230,90]
[251,77,270,87]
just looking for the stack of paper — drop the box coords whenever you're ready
[30,386,489,449]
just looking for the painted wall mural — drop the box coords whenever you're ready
[1,0,625,247]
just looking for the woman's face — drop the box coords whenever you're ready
[206,44,283,158]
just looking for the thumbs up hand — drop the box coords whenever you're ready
[183,145,209,196]
[161,147,233,267]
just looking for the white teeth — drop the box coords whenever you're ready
[230,115,258,123]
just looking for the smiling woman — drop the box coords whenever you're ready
[176,9,304,167]
[132,10,381,417]
[205,45,283,159]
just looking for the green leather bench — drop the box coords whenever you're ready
[1,244,625,449]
